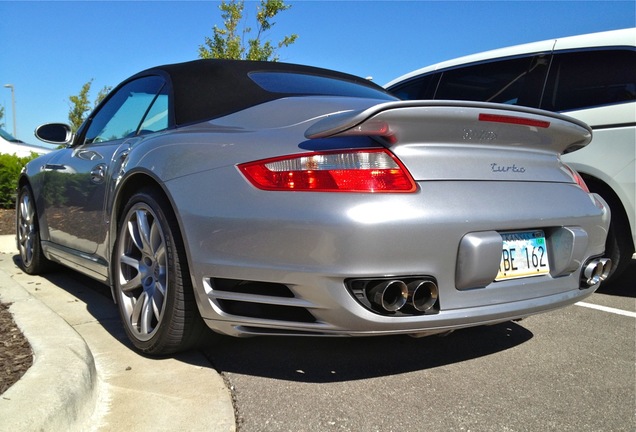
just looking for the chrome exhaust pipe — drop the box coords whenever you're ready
[367,280,408,312]
[407,280,439,312]
[599,258,612,281]
[582,260,603,286]
[581,258,612,287]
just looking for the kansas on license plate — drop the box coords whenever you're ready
[496,230,550,281]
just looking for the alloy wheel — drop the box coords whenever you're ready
[116,204,169,342]
[17,192,36,268]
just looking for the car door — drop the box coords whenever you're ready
[40,75,168,254]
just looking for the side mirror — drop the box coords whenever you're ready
[35,123,73,145]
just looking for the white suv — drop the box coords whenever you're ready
[386,28,635,281]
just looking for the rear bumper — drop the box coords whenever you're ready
[168,173,610,337]
[202,284,596,337]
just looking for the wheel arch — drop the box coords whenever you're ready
[16,174,46,242]
[108,170,193,303]
[17,172,30,189]
[15,175,30,252]
[581,174,632,239]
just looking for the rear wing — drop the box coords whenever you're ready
[305,100,592,155]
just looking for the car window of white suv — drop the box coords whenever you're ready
[434,55,549,107]
[542,49,636,112]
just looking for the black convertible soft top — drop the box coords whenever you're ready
[128,59,392,126]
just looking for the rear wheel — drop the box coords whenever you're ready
[16,185,53,274]
[604,215,634,283]
[114,189,204,355]
[584,178,635,284]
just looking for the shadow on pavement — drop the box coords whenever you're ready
[204,321,533,383]
[12,254,137,353]
[11,253,221,365]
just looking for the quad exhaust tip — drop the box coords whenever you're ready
[408,280,439,312]
[581,258,612,288]
[365,278,439,313]
[367,280,408,312]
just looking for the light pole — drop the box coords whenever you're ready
[3,84,16,137]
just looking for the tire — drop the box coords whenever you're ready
[113,189,205,355]
[16,185,53,274]
[603,215,634,284]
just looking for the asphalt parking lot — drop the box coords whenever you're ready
[202,263,635,432]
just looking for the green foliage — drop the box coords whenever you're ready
[39,171,93,208]
[68,80,112,133]
[68,80,93,133]
[0,152,38,208]
[199,0,298,61]
[95,85,112,107]
[0,153,88,209]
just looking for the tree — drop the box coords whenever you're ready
[94,85,111,108]
[68,80,112,133]
[199,0,298,61]
[68,81,92,133]
[0,105,4,129]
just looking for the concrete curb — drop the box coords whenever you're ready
[0,260,98,432]
[0,235,236,431]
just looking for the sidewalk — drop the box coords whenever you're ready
[0,235,235,431]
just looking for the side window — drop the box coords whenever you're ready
[83,76,167,144]
[542,49,636,112]
[434,55,549,107]
[139,93,169,133]
[388,73,439,100]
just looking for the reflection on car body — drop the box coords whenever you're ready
[18,59,610,355]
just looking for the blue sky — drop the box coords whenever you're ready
[1,0,634,146]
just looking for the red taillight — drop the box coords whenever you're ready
[238,149,417,193]
[479,113,550,129]
[563,164,590,193]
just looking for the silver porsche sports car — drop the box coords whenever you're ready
[18,60,611,355]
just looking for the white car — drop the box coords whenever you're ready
[386,28,636,281]
[0,127,51,157]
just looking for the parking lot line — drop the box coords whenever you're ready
[576,302,636,318]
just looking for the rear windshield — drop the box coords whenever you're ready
[250,72,396,101]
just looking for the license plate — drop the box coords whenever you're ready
[496,230,550,281]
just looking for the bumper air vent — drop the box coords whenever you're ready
[208,278,316,323]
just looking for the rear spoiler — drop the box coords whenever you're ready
[305,100,592,154]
